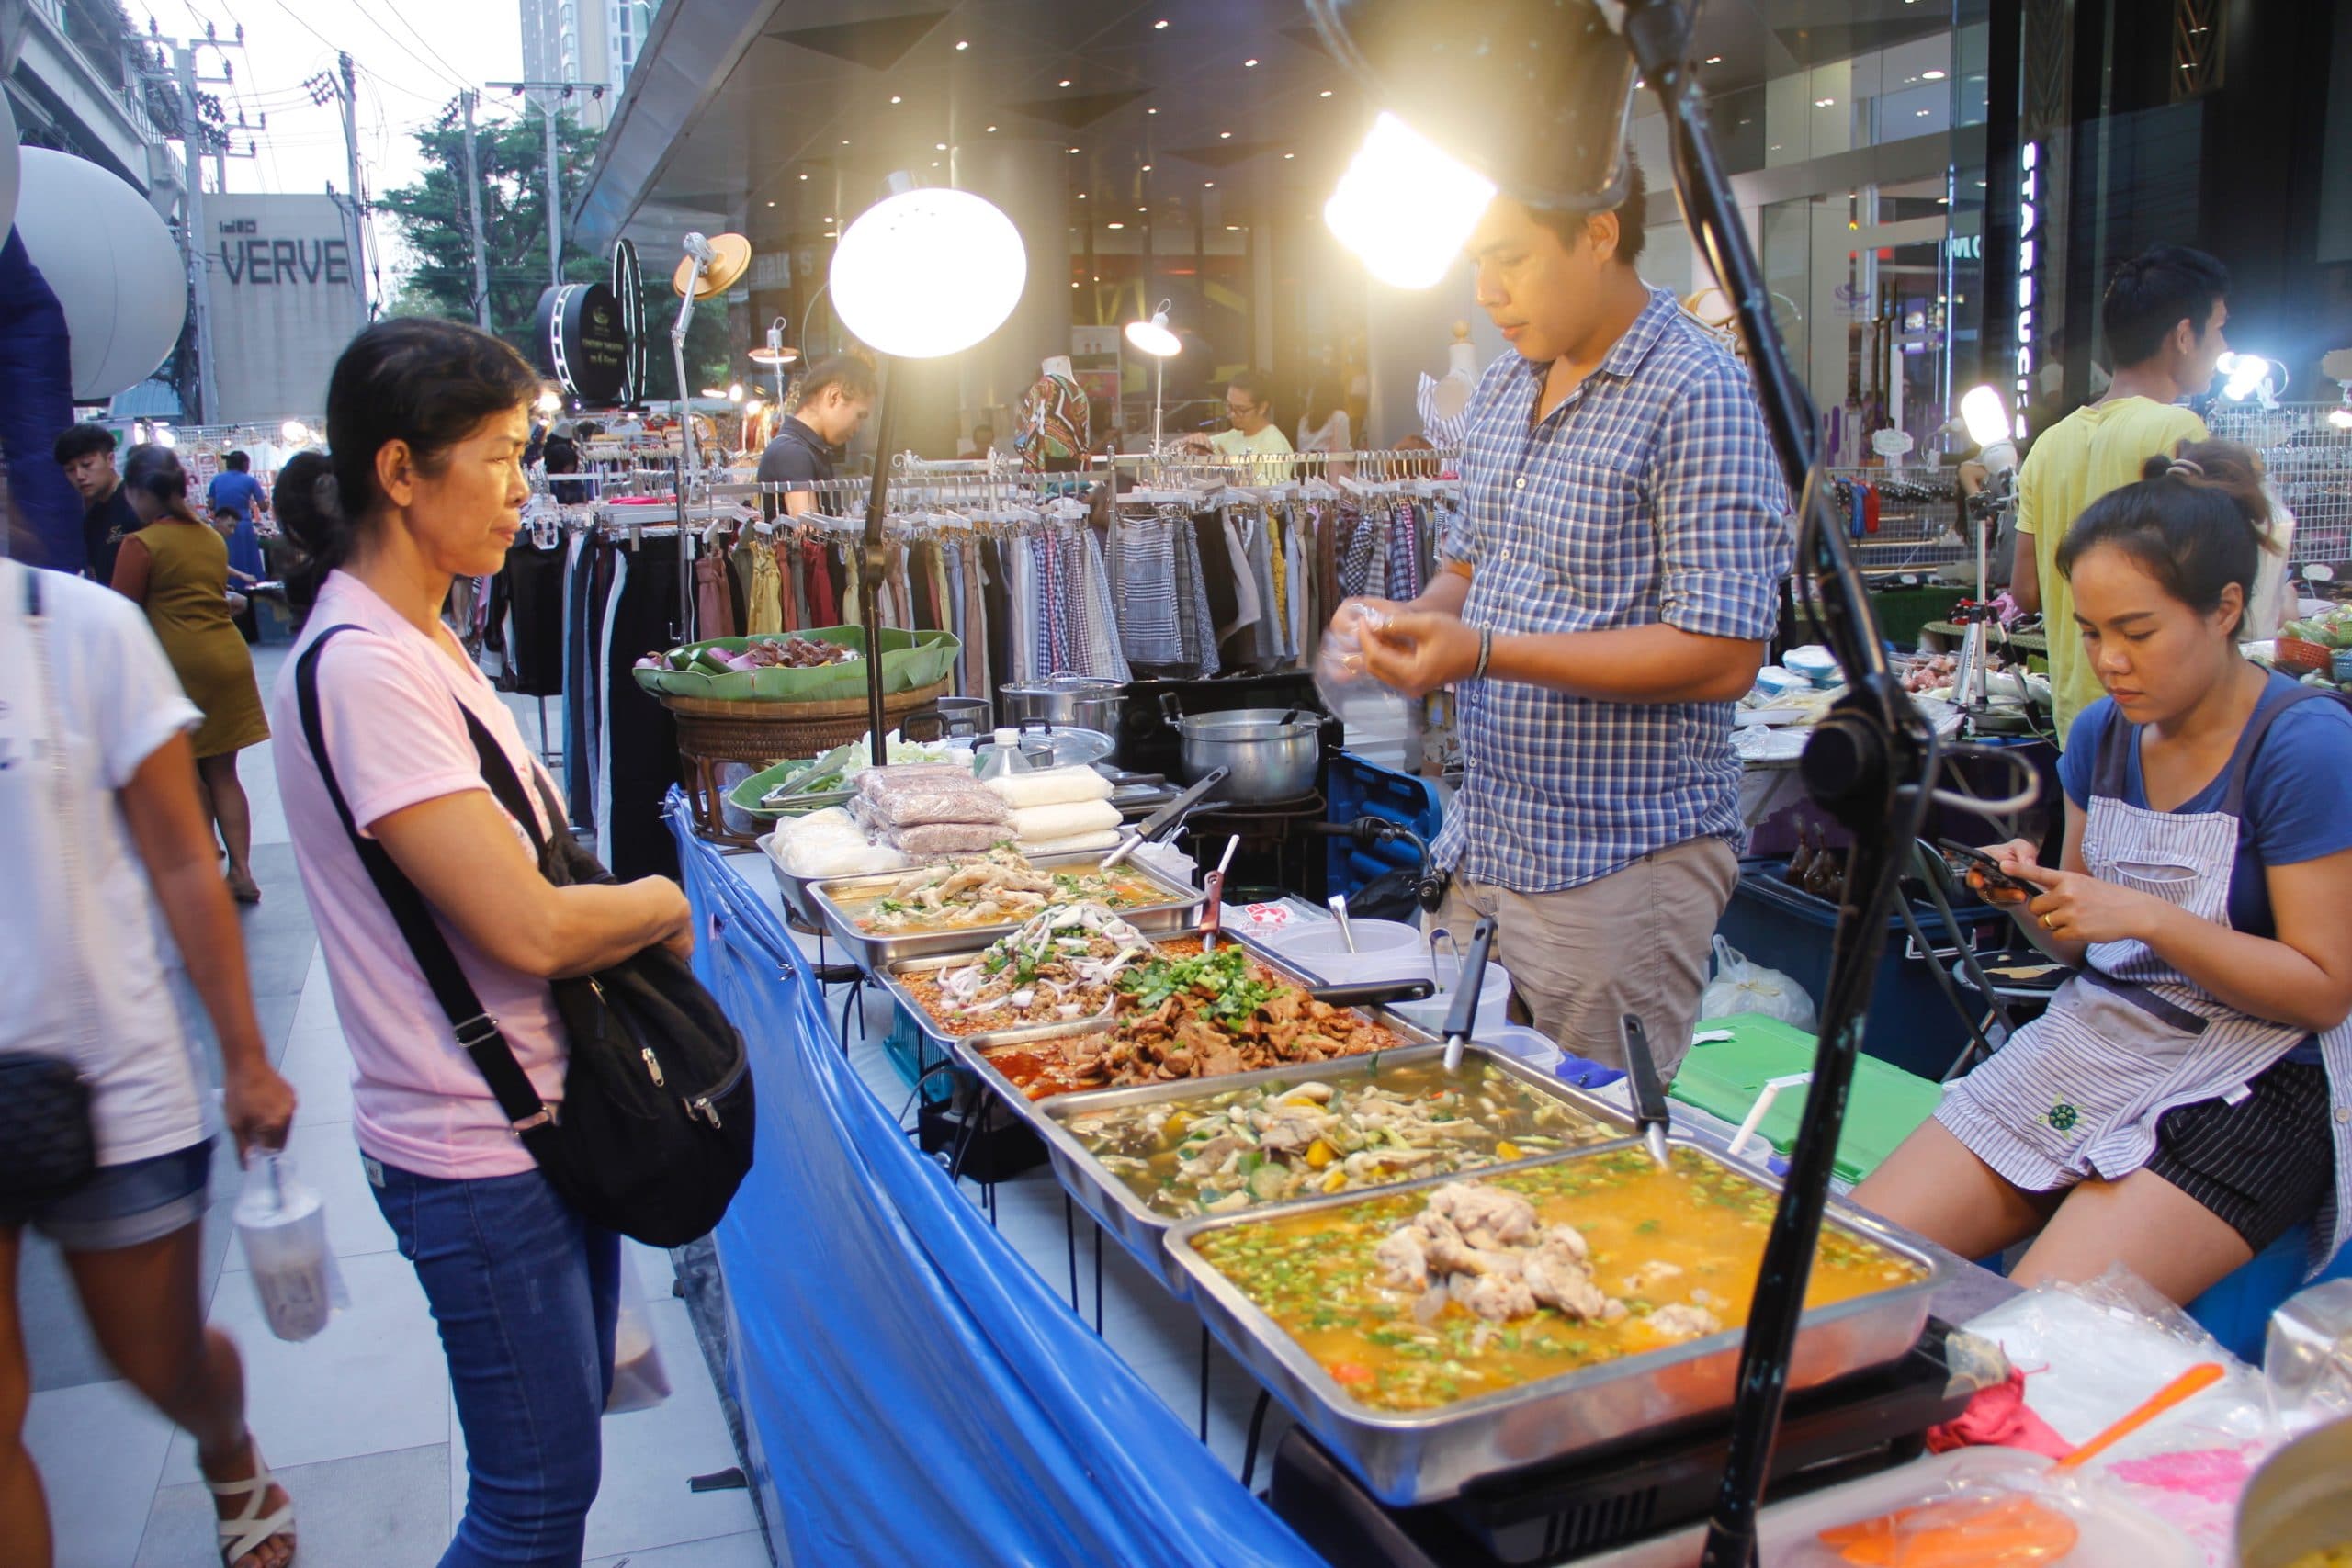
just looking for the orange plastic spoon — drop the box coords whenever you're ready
[2051,1361,2225,1472]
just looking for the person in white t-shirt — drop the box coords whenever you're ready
[0,554,299,1568]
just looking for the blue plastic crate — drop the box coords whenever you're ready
[1714,859,2012,1081]
[1325,750,1443,901]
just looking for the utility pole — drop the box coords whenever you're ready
[339,53,368,321]
[458,91,492,328]
[172,44,220,423]
[488,80,609,288]
[541,103,561,288]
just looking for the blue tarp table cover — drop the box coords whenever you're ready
[669,796,1325,1566]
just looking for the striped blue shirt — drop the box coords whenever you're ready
[1430,288,1792,892]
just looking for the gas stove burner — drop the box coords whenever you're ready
[1183,790,1329,903]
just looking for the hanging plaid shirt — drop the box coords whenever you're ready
[1430,288,1792,893]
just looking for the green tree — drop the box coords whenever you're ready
[379,106,732,395]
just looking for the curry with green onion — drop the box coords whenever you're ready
[1192,1148,1925,1413]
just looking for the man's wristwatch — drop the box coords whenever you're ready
[1472,626,1494,682]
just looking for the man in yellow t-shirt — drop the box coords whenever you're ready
[2014,246,2231,743]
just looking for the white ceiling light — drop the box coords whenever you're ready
[831,186,1026,359]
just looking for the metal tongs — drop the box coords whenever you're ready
[1199,835,1240,953]
[1439,918,1498,1071]
[1620,1013,1673,1168]
[1099,766,1230,872]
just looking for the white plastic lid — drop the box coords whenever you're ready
[992,727,1019,744]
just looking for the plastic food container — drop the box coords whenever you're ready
[1264,919,1425,967]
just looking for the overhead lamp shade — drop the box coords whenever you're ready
[12,149,187,400]
[672,232,752,299]
[1125,310,1181,358]
[749,344,800,367]
[830,188,1026,360]
[1306,0,1636,212]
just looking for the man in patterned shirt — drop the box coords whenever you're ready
[1354,159,1792,1077]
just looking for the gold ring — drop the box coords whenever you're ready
[2041,914,2055,931]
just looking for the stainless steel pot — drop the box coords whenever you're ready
[2238,1415,2352,1568]
[1160,698,1321,802]
[999,674,1125,734]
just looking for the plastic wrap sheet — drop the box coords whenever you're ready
[668,796,1322,1568]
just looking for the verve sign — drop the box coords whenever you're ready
[215,218,353,288]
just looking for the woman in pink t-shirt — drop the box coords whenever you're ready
[270,320,693,1567]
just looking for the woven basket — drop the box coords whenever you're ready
[663,679,952,846]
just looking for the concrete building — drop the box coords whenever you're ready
[4,0,175,197]
[519,0,660,131]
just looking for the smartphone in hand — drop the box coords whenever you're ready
[1937,838,2037,900]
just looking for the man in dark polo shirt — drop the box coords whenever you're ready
[755,355,876,516]
[53,422,138,583]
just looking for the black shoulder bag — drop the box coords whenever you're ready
[296,627,753,1247]
[0,567,98,1205]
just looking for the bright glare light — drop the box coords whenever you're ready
[280,419,311,443]
[727,382,744,402]
[1324,112,1496,290]
[2217,352,2278,402]
[155,427,176,449]
[831,187,1027,359]
[1125,303,1181,357]
[1960,385,2010,448]
[536,389,562,413]
[1922,69,1947,80]
[2330,404,2352,432]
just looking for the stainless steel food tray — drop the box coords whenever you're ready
[947,931,1440,1116]
[808,852,1206,969]
[876,926,1332,1055]
[1028,1043,1633,1291]
[754,833,829,929]
[1161,1137,1946,1506]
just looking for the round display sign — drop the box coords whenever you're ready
[534,280,630,404]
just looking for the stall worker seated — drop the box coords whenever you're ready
[1854,441,2352,1304]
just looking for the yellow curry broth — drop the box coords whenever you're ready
[1193,1149,1924,1413]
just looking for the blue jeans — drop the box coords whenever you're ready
[368,1156,620,1567]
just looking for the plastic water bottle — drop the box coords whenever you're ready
[976,727,1034,780]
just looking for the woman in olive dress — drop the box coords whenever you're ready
[112,445,270,902]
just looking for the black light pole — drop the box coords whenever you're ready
[858,358,901,768]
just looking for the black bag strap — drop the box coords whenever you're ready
[294,626,556,1136]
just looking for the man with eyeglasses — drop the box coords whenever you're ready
[1176,370,1295,469]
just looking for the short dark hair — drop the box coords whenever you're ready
[53,422,117,467]
[300,318,540,572]
[2056,438,2277,638]
[1528,154,1649,269]
[2101,245,2230,368]
[794,355,877,411]
[225,449,251,471]
[1226,369,1274,411]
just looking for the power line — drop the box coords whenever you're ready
[368,0,478,99]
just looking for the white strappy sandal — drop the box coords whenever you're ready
[205,1442,298,1567]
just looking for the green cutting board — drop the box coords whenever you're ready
[1668,1012,1945,1183]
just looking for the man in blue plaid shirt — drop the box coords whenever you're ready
[1355,159,1791,1076]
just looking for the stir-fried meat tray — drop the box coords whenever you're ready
[809,848,1204,967]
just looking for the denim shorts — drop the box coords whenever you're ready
[0,1137,214,1251]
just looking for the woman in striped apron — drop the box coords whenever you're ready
[1856,442,2352,1303]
